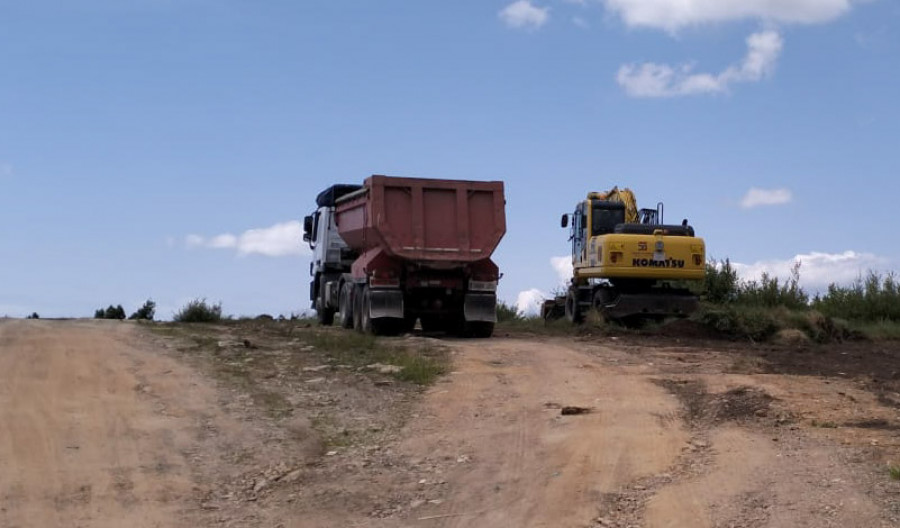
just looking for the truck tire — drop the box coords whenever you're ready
[360,286,374,334]
[316,298,335,326]
[338,283,354,329]
[353,284,364,332]
[564,289,583,324]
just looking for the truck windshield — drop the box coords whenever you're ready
[591,203,625,235]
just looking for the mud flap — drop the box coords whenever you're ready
[464,293,497,323]
[368,289,404,319]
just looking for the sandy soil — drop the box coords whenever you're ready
[1,319,899,527]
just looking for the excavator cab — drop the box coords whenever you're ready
[590,200,625,236]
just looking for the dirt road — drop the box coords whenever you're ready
[1,319,898,527]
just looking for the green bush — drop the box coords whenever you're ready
[496,300,524,322]
[695,304,780,342]
[174,299,223,323]
[736,261,808,310]
[704,259,740,304]
[95,304,126,320]
[129,299,156,321]
[813,272,900,322]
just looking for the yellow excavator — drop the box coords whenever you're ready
[543,187,706,324]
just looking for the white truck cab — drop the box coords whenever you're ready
[302,184,361,324]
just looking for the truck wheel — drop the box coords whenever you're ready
[352,284,364,332]
[316,298,335,326]
[338,283,354,329]
[360,286,374,334]
[564,289,583,324]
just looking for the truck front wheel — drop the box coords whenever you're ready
[315,298,335,326]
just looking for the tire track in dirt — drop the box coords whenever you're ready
[0,319,273,528]
[396,338,688,528]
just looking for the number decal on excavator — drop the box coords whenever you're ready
[638,241,648,251]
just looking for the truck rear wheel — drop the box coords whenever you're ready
[338,283,354,329]
[360,286,373,334]
[352,284,364,332]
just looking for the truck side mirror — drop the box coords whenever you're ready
[560,214,569,228]
[303,215,313,242]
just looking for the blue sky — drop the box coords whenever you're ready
[1,0,898,318]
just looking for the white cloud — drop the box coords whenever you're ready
[617,29,783,97]
[739,187,793,209]
[185,234,205,248]
[573,16,589,28]
[551,255,573,285]
[732,251,887,292]
[185,221,308,257]
[499,0,550,29]
[602,0,860,32]
[516,288,549,316]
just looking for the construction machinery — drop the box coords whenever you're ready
[543,187,705,324]
[303,175,506,337]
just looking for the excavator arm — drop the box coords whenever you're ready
[588,187,639,224]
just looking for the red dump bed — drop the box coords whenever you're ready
[335,175,506,264]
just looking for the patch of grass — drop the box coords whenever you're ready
[173,298,223,323]
[811,419,838,428]
[390,350,447,385]
[889,464,900,481]
[299,329,449,386]
[852,320,900,341]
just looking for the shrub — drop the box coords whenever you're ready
[695,304,780,342]
[813,272,900,322]
[95,304,126,320]
[496,300,524,322]
[736,261,808,310]
[174,299,223,323]
[704,259,740,304]
[26,312,40,319]
[129,299,156,321]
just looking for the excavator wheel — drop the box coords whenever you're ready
[564,289,583,324]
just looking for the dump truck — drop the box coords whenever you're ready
[303,175,506,337]
[543,186,705,324]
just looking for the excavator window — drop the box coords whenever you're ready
[591,201,625,236]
